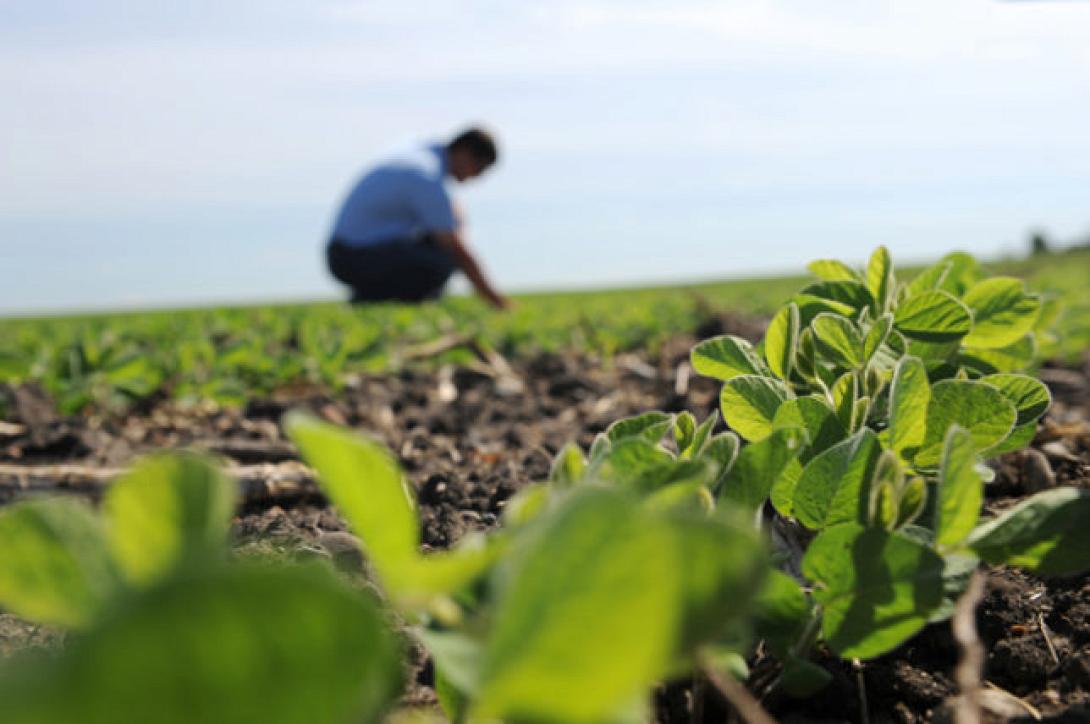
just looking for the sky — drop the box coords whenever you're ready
[2,0,1089,315]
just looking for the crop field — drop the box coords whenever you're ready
[1,246,1089,723]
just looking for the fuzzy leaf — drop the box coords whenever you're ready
[476,489,678,722]
[0,563,403,724]
[907,261,952,296]
[720,427,807,513]
[720,375,790,442]
[286,414,418,575]
[799,281,874,312]
[662,509,767,656]
[0,499,119,628]
[863,314,893,364]
[765,303,800,381]
[966,488,1090,576]
[804,524,944,659]
[980,374,1051,426]
[793,429,883,530]
[915,381,1016,467]
[866,246,894,312]
[812,314,865,369]
[961,278,1041,350]
[682,410,719,459]
[934,427,982,549]
[893,291,972,343]
[104,454,236,587]
[888,356,930,459]
[691,336,766,382]
[606,412,674,444]
[700,431,741,490]
[808,259,862,282]
[549,442,587,486]
[935,251,979,295]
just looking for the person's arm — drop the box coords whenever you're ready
[433,230,510,310]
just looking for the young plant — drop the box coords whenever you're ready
[0,454,402,724]
[285,412,769,723]
[682,247,1090,669]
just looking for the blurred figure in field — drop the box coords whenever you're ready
[326,127,510,309]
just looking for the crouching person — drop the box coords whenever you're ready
[326,127,510,309]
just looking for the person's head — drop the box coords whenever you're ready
[446,127,498,182]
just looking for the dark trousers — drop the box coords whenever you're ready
[327,236,457,303]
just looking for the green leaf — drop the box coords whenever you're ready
[907,261,952,296]
[830,372,857,432]
[934,427,982,549]
[980,374,1051,426]
[549,442,587,486]
[589,438,678,491]
[851,396,871,433]
[866,246,894,312]
[869,329,907,374]
[795,327,818,380]
[285,414,418,578]
[915,380,1016,467]
[765,303,800,380]
[769,398,843,517]
[104,454,236,587]
[720,427,807,513]
[780,657,833,698]
[791,294,858,326]
[863,314,893,364]
[793,429,882,530]
[417,629,482,716]
[808,259,862,282]
[893,290,972,343]
[938,252,979,294]
[803,524,944,659]
[720,375,790,442]
[673,411,697,454]
[700,431,741,489]
[682,410,719,460]
[691,336,766,382]
[867,452,902,530]
[966,488,1090,576]
[606,411,674,444]
[475,488,678,722]
[895,477,928,530]
[753,569,811,659]
[961,278,1041,349]
[812,314,865,369]
[986,421,1037,457]
[0,562,403,724]
[502,483,551,527]
[403,534,505,604]
[799,281,874,312]
[0,499,119,628]
[960,336,1038,374]
[589,432,611,460]
[888,356,930,459]
[772,396,844,459]
[662,509,767,656]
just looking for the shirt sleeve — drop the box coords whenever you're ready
[409,177,456,233]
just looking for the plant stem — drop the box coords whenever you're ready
[952,569,986,724]
[701,659,777,724]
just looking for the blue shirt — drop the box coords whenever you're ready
[331,143,456,247]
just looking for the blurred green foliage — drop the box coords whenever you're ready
[0,248,1085,414]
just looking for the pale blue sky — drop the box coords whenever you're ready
[2,0,1089,314]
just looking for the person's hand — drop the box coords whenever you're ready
[490,293,514,311]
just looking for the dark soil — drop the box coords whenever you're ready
[1,316,1088,724]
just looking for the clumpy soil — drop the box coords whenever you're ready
[2,315,1089,723]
